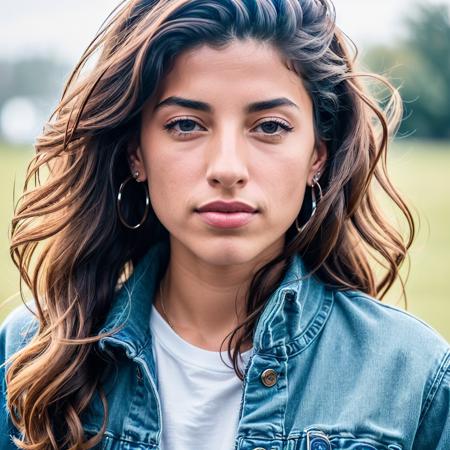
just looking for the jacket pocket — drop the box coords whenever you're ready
[300,427,403,450]
[83,428,158,450]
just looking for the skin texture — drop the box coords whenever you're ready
[128,38,327,351]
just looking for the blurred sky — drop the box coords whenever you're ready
[1,0,450,64]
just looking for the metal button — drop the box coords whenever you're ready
[310,437,331,450]
[306,430,331,450]
[260,368,278,387]
[310,437,330,450]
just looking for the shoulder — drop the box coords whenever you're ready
[0,300,39,360]
[331,288,450,386]
[333,289,449,348]
[330,290,450,439]
[0,302,38,448]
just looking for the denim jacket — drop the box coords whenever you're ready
[1,240,449,450]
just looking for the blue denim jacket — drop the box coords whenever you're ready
[1,240,449,449]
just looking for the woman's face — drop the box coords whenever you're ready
[130,38,326,268]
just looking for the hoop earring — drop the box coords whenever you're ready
[117,172,150,229]
[295,171,323,234]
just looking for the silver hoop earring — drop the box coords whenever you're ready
[295,172,323,234]
[117,173,150,229]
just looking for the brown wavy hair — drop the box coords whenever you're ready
[2,0,414,448]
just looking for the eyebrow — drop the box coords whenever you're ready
[153,96,299,114]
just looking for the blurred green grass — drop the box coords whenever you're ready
[0,140,449,341]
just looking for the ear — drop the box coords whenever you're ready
[127,145,147,182]
[307,140,327,186]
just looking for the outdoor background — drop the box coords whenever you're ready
[1,1,449,341]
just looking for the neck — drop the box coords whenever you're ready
[154,236,285,352]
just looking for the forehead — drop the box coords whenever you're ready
[151,38,311,111]
[177,38,287,74]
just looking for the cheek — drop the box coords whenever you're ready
[146,150,200,213]
[263,153,311,231]
[260,156,308,206]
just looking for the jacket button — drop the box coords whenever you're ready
[310,436,331,450]
[306,430,331,450]
[260,368,278,387]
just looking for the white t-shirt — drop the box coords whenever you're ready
[150,304,254,450]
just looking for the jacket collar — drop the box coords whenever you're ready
[98,240,332,357]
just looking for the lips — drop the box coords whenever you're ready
[196,200,257,213]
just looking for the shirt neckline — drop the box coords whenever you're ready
[150,304,253,373]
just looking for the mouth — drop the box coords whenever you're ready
[195,200,258,214]
[194,200,259,229]
[195,210,258,229]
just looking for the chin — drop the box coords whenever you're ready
[177,234,280,268]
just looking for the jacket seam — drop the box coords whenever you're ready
[256,289,334,358]
[84,426,158,447]
[417,348,450,427]
[288,289,334,357]
[134,331,152,358]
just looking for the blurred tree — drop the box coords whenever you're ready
[0,58,70,141]
[363,2,450,140]
[0,58,69,105]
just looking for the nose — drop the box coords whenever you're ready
[205,130,249,189]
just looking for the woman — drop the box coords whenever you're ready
[1,0,449,449]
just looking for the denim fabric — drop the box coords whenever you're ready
[1,239,449,449]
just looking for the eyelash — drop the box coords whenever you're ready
[163,117,294,138]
